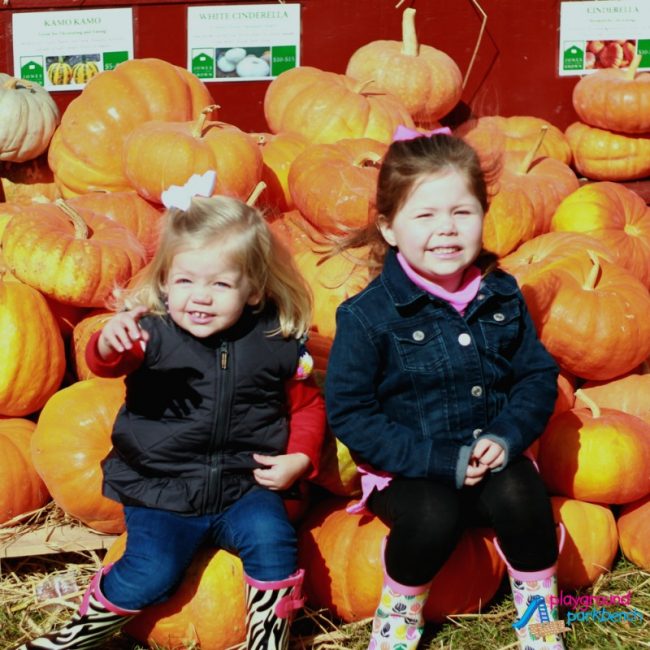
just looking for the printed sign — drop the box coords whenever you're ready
[187,3,300,81]
[12,8,133,91]
[559,1,650,76]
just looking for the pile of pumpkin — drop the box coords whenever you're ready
[2,7,650,649]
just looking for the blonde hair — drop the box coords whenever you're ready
[114,195,312,339]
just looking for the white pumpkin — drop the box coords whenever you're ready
[0,74,60,163]
[217,56,237,73]
[224,47,247,64]
[236,56,270,78]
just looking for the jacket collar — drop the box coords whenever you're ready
[380,248,519,308]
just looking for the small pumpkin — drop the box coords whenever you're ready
[71,59,100,84]
[31,377,126,533]
[46,57,73,86]
[345,7,462,123]
[0,418,50,523]
[0,278,66,417]
[617,494,650,570]
[71,310,114,380]
[0,74,60,163]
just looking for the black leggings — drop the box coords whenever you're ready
[367,455,558,586]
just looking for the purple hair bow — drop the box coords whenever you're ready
[391,124,452,142]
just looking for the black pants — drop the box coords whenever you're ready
[367,455,558,586]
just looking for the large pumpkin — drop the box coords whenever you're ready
[0,74,60,163]
[31,378,126,533]
[48,58,213,197]
[0,278,65,416]
[104,535,246,650]
[572,54,650,134]
[264,66,414,145]
[345,8,462,123]
[551,181,650,288]
[617,494,650,570]
[288,138,387,234]
[538,392,650,505]
[551,497,618,591]
[1,199,146,307]
[298,497,505,623]
[123,106,263,204]
[0,418,50,523]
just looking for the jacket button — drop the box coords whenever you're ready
[471,385,483,397]
[473,428,483,438]
[477,293,485,300]
[412,330,425,341]
[493,312,505,321]
[458,333,471,346]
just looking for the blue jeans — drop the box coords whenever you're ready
[102,488,297,610]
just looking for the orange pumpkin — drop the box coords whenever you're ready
[311,431,361,497]
[0,156,62,203]
[565,121,650,181]
[617,494,650,570]
[0,418,50,523]
[521,251,650,380]
[31,378,126,533]
[48,58,213,197]
[71,310,114,380]
[1,199,146,307]
[288,138,387,234]
[123,106,263,204]
[552,370,576,419]
[538,391,650,505]
[298,498,505,623]
[105,535,246,650]
[0,278,65,416]
[264,66,414,144]
[572,55,650,134]
[551,181,650,288]
[345,8,462,123]
[551,497,618,590]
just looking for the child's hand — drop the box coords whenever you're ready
[471,438,506,470]
[252,452,311,491]
[464,457,489,486]
[98,306,150,360]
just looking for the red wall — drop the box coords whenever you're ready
[0,0,580,132]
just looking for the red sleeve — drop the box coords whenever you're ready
[285,377,326,480]
[85,330,145,378]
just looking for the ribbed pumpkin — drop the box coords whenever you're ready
[123,106,262,204]
[1,199,146,307]
[48,58,213,196]
[538,391,650,505]
[47,57,73,85]
[31,378,126,533]
[572,54,650,134]
[0,418,50,523]
[0,74,60,163]
[264,66,414,145]
[288,138,387,234]
[617,494,650,570]
[298,498,505,623]
[521,251,650,380]
[345,8,462,123]
[551,497,618,590]
[71,59,100,84]
[551,181,650,288]
[105,535,246,650]
[565,121,650,181]
[0,278,65,416]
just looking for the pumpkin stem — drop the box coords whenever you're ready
[518,125,548,175]
[54,199,89,239]
[584,249,601,291]
[352,152,383,168]
[401,8,419,57]
[354,79,378,95]
[2,77,33,90]
[192,105,219,138]
[626,54,642,80]
[575,388,601,419]
[246,181,267,207]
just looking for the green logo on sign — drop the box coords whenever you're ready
[20,58,44,85]
[192,51,214,79]
[563,45,584,71]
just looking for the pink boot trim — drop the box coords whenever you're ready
[381,537,431,596]
[79,563,141,617]
[244,568,305,618]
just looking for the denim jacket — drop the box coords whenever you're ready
[325,249,559,489]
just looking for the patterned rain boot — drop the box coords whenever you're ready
[245,568,305,650]
[368,539,431,650]
[496,527,567,650]
[16,563,140,650]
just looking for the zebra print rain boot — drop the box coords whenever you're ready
[244,568,305,650]
[16,564,139,650]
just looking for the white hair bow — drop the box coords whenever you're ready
[160,170,217,211]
